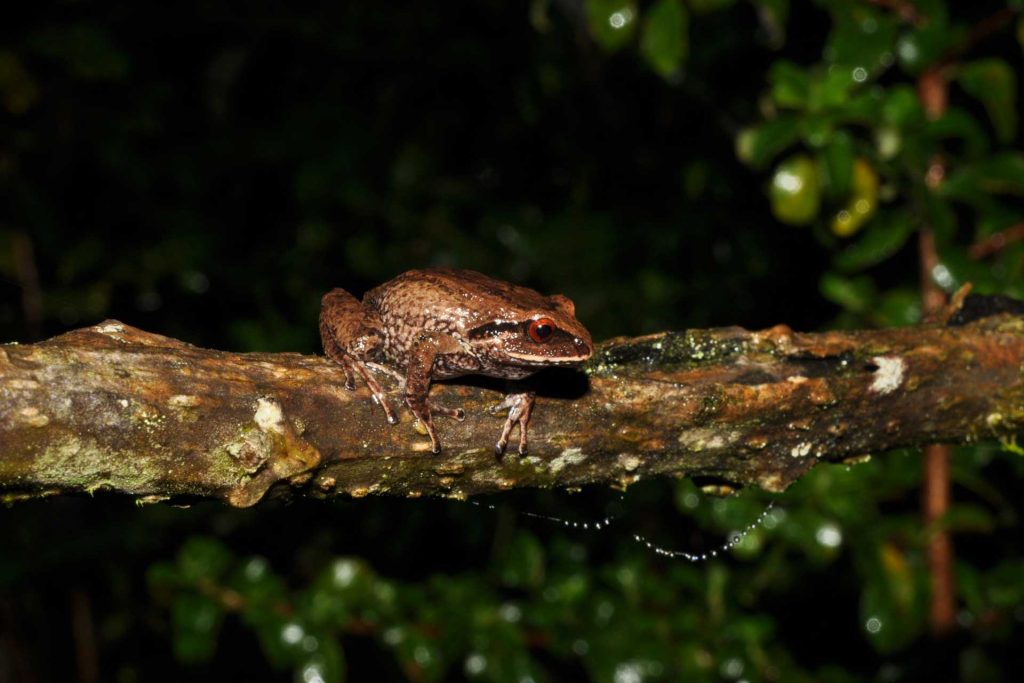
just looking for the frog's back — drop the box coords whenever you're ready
[366,268,551,334]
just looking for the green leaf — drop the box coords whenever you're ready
[820,272,875,313]
[875,288,921,327]
[941,503,995,534]
[821,130,854,198]
[639,0,689,79]
[860,544,925,653]
[735,117,800,169]
[768,60,809,109]
[942,154,1024,205]
[172,594,224,664]
[824,5,898,80]
[834,213,915,272]
[177,537,231,583]
[882,85,923,128]
[920,108,990,160]
[497,531,546,589]
[894,4,951,76]
[958,59,1018,143]
[586,0,638,52]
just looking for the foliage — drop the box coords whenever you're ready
[2,0,1024,681]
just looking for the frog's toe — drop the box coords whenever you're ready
[428,403,464,420]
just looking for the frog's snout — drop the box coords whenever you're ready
[575,337,593,359]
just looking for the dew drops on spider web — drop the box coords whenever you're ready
[762,506,786,530]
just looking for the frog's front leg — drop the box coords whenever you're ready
[491,391,535,457]
[404,332,467,453]
[320,288,397,424]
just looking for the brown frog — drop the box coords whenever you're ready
[320,268,593,455]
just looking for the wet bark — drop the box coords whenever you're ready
[1,298,1023,507]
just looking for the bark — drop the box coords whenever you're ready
[1,300,1023,507]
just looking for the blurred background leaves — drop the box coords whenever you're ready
[2,0,1024,681]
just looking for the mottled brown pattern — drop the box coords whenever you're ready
[320,268,593,454]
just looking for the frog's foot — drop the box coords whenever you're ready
[491,391,535,458]
[344,358,398,424]
[429,403,465,421]
[406,397,442,453]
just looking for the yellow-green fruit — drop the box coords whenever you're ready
[770,154,820,225]
[831,158,879,237]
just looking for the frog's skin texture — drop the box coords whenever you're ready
[320,268,593,456]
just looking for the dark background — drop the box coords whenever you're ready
[2,1,1024,681]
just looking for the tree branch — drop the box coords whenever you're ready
[2,301,1023,507]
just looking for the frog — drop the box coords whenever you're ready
[320,268,593,456]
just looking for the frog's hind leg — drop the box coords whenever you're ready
[320,288,397,424]
[491,391,535,457]
[404,332,466,453]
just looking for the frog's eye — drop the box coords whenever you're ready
[528,317,555,343]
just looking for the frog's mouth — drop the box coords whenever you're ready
[506,352,591,365]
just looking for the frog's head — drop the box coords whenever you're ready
[468,294,593,368]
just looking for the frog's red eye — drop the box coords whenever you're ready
[528,318,555,343]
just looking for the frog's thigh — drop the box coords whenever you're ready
[319,288,382,357]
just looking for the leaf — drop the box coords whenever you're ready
[497,531,546,589]
[920,108,990,160]
[735,117,800,169]
[881,85,923,127]
[824,5,898,80]
[177,537,231,583]
[941,503,995,534]
[586,0,638,52]
[834,212,915,272]
[860,543,925,653]
[768,60,809,109]
[958,59,1018,143]
[640,0,689,80]
[819,272,875,313]
[172,594,224,664]
[942,154,1024,205]
[875,288,921,327]
[821,130,854,198]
